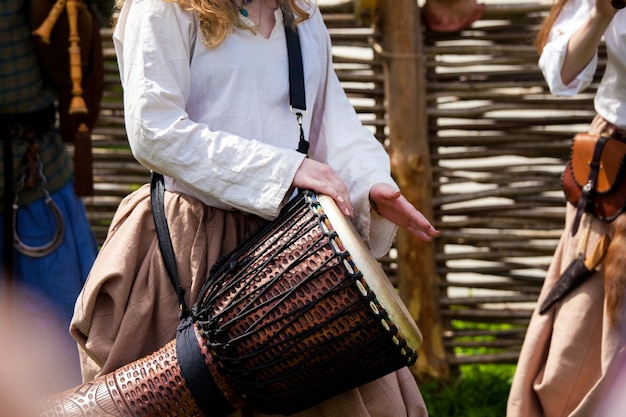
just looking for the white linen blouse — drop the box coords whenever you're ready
[113,0,398,256]
[538,0,626,129]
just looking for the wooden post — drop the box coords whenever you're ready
[375,0,449,380]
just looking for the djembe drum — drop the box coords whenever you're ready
[39,190,422,417]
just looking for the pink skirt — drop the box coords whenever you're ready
[507,115,626,417]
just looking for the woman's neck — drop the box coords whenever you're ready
[239,0,279,38]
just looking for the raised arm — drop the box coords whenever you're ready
[560,0,618,85]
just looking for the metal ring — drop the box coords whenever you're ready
[289,105,308,117]
[13,197,65,258]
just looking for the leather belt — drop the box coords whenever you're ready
[2,104,65,258]
[0,105,55,139]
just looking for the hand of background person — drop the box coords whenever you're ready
[596,0,621,18]
[423,0,485,32]
[369,183,440,241]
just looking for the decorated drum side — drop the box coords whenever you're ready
[38,190,423,417]
[193,190,423,415]
[39,340,204,417]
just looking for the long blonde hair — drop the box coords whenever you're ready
[534,0,568,53]
[115,0,311,48]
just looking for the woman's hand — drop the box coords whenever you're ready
[369,183,440,241]
[292,162,440,241]
[597,0,622,17]
[292,158,354,217]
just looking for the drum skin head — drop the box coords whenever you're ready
[317,194,424,350]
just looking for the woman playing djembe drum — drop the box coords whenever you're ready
[68,1,439,416]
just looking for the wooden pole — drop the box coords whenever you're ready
[375,0,449,380]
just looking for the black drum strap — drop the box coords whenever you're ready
[285,20,306,111]
[285,15,305,112]
[176,316,235,417]
[283,10,309,155]
[150,171,189,319]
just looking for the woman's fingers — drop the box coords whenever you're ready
[405,213,440,240]
[292,159,353,216]
[292,164,441,240]
[369,183,440,240]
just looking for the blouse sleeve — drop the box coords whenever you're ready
[306,8,398,257]
[113,0,305,219]
[538,0,598,96]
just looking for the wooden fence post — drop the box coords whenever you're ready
[376,0,448,380]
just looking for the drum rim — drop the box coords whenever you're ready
[315,193,424,351]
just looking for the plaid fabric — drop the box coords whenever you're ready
[0,0,72,207]
[0,1,57,113]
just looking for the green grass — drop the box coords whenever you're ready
[420,363,515,417]
[419,319,519,416]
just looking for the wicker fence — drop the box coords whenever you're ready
[82,1,599,373]
[423,2,601,366]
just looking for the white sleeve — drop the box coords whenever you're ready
[306,8,398,257]
[113,0,305,219]
[538,0,598,96]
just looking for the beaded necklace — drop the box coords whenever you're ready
[239,0,253,17]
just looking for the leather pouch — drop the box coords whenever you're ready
[562,133,626,221]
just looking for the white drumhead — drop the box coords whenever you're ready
[316,194,423,351]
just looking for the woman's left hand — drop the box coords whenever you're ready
[369,183,440,241]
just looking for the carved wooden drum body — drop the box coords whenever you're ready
[196,190,423,414]
[40,190,422,417]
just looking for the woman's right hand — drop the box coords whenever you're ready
[292,158,354,217]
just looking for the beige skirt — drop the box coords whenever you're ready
[70,183,428,417]
[507,116,626,417]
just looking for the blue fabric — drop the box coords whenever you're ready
[0,180,98,326]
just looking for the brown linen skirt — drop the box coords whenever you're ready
[70,184,428,417]
[507,115,626,417]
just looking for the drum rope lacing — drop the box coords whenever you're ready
[192,191,417,414]
[195,192,415,356]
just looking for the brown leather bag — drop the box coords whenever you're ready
[562,133,626,228]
